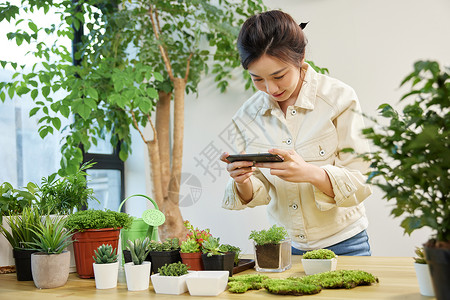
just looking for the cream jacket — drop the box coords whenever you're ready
[222,63,372,248]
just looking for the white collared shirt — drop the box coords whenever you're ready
[222,63,372,249]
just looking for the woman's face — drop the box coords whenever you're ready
[247,54,302,104]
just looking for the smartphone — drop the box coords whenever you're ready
[226,153,283,163]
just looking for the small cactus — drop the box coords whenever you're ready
[93,244,118,264]
[127,237,151,265]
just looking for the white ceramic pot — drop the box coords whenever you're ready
[124,261,151,291]
[93,261,119,289]
[0,217,14,268]
[151,271,193,295]
[186,271,229,296]
[414,262,435,297]
[301,257,337,275]
[31,251,70,289]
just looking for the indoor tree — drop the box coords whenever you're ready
[0,0,267,239]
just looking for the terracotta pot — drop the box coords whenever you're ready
[180,252,204,271]
[31,251,70,289]
[72,228,121,278]
[13,249,38,281]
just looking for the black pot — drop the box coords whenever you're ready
[201,252,235,277]
[13,249,38,281]
[148,250,181,274]
[424,246,450,300]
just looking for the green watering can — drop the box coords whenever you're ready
[118,194,165,263]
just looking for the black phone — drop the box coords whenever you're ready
[226,153,283,163]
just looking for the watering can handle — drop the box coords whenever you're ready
[118,194,160,212]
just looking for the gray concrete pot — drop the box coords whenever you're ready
[31,251,70,289]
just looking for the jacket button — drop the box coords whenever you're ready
[285,138,292,145]
[292,204,298,210]
[319,149,325,156]
[299,235,305,240]
[291,109,297,116]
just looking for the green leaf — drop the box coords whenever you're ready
[84,98,97,110]
[146,88,158,99]
[28,22,38,33]
[52,118,61,130]
[31,89,38,100]
[60,105,70,118]
[153,72,164,82]
[29,107,40,117]
[42,86,50,98]
[87,87,98,100]
[16,86,30,96]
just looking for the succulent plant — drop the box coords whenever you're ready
[413,247,427,264]
[93,244,118,264]
[180,238,200,253]
[158,261,189,276]
[127,237,151,265]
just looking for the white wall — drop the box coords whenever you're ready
[125,0,450,256]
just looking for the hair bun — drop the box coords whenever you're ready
[299,22,309,30]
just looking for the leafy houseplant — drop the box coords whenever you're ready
[0,207,41,281]
[0,182,37,220]
[0,0,269,242]
[124,238,152,291]
[92,244,119,289]
[360,60,449,299]
[180,238,203,271]
[301,249,337,275]
[151,261,192,295]
[28,215,74,289]
[37,162,97,215]
[249,225,291,272]
[413,247,434,297]
[65,209,133,279]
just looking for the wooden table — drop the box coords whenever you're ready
[0,256,433,299]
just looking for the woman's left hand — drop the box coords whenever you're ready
[254,148,312,183]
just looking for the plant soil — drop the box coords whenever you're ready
[255,244,280,269]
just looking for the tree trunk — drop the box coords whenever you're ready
[146,140,164,210]
[156,90,171,200]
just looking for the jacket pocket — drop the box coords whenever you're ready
[296,129,338,162]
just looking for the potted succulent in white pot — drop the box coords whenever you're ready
[360,60,449,300]
[249,225,291,272]
[301,249,337,275]
[151,261,192,295]
[92,244,119,289]
[413,247,434,297]
[124,237,152,291]
[27,215,74,289]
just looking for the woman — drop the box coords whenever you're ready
[220,10,372,256]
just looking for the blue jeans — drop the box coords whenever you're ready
[291,230,371,256]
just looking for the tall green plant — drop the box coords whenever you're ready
[27,215,74,254]
[361,60,449,245]
[0,206,41,249]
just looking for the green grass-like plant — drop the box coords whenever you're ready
[294,270,379,289]
[93,244,118,264]
[413,247,427,264]
[0,207,41,249]
[157,261,189,276]
[127,237,151,265]
[27,215,74,254]
[263,278,322,296]
[64,209,133,231]
[249,225,288,245]
[303,249,336,259]
[228,274,269,293]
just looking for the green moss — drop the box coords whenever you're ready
[293,270,379,289]
[263,278,322,296]
[228,274,269,292]
[65,209,133,230]
[302,249,336,259]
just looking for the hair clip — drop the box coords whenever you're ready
[299,22,309,30]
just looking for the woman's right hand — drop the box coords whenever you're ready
[220,152,255,184]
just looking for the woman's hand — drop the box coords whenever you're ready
[255,148,335,197]
[220,152,255,184]
[254,149,312,183]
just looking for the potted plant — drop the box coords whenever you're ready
[0,207,41,281]
[413,247,435,297]
[27,215,74,289]
[147,238,181,274]
[92,244,119,289]
[0,181,37,271]
[150,261,192,295]
[249,225,291,272]
[360,60,449,300]
[65,209,133,278]
[124,237,152,291]
[301,249,337,275]
[201,236,235,277]
[179,220,212,271]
